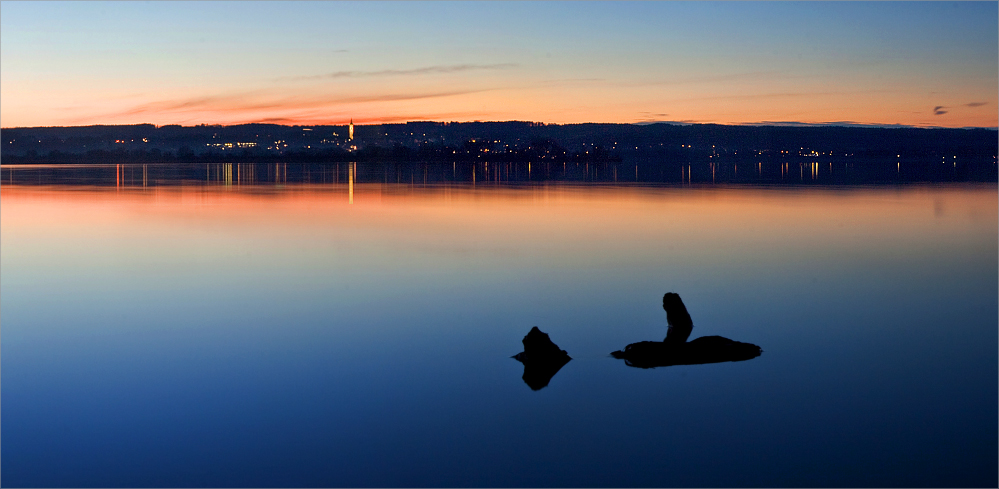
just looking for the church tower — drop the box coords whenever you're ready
[349,119,354,141]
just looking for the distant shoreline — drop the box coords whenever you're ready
[4,122,995,166]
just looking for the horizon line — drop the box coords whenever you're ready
[2,120,997,131]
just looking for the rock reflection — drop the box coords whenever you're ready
[512,327,571,390]
[612,293,762,369]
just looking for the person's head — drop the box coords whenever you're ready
[663,292,683,311]
[662,292,693,327]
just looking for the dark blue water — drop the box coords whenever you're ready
[2,163,996,487]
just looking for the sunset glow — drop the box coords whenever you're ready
[1,1,997,128]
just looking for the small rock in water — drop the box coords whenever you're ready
[513,326,571,390]
[519,326,571,362]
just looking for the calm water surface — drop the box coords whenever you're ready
[2,163,996,487]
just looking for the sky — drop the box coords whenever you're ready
[1,1,996,128]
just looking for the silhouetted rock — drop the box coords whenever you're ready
[613,293,762,369]
[612,335,762,369]
[513,326,571,390]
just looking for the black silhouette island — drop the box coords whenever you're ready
[512,327,572,390]
[611,292,762,369]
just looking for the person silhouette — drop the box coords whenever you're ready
[662,292,693,346]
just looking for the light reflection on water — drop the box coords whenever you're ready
[3,158,994,188]
[1,165,996,487]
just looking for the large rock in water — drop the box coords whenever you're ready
[512,327,571,390]
[612,335,762,369]
[612,292,762,369]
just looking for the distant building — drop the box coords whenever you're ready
[349,119,354,141]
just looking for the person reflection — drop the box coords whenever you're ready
[612,293,762,369]
[512,327,571,390]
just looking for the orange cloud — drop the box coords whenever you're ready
[66,88,500,125]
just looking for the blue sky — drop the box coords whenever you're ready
[2,1,996,127]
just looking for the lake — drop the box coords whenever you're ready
[2,162,996,487]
